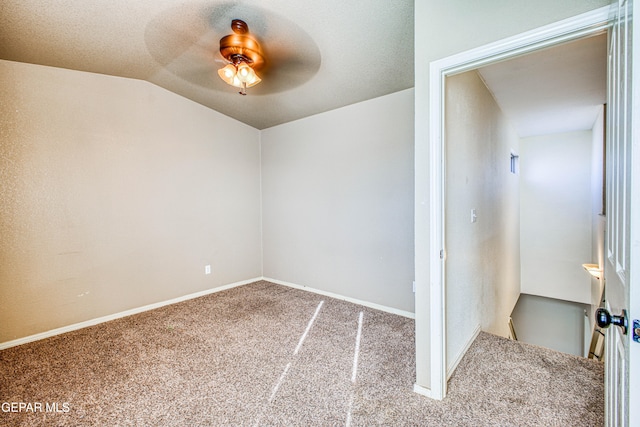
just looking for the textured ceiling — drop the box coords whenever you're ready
[478,33,607,138]
[0,0,414,129]
[1,2,606,135]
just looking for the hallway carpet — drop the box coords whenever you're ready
[0,281,603,426]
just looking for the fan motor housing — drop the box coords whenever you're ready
[219,20,265,69]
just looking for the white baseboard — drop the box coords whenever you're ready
[0,277,261,351]
[413,383,436,399]
[1,276,415,350]
[262,277,415,319]
[447,324,481,380]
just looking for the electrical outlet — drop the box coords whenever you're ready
[471,209,477,223]
[205,265,211,275]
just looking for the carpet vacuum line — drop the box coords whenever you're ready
[345,311,364,427]
[253,300,325,426]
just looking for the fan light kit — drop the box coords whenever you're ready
[217,19,264,95]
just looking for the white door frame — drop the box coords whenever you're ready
[426,6,611,400]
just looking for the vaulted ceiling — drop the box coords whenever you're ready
[0,0,414,130]
[1,2,606,135]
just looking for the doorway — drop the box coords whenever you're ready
[444,33,607,365]
[424,6,611,400]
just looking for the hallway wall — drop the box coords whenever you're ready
[444,71,521,371]
[520,130,593,304]
[511,293,589,357]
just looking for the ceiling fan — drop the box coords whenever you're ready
[216,19,264,95]
[144,3,321,96]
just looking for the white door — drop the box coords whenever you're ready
[601,1,639,425]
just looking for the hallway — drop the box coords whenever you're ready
[444,332,603,425]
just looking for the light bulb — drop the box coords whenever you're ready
[237,62,253,83]
[222,65,235,79]
[218,60,261,92]
[246,72,261,87]
[231,75,243,88]
[217,64,237,85]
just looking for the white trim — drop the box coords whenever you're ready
[447,325,481,380]
[1,276,415,350]
[426,5,611,400]
[439,6,611,76]
[429,54,447,401]
[263,277,416,319]
[0,277,261,350]
[413,383,433,399]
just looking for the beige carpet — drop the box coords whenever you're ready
[0,280,604,426]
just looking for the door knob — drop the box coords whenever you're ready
[595,308,628,335]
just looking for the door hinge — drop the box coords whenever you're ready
[440,249,445,259]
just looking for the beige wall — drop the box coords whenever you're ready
[511,294,589,357]
[444,71,521,370]
[0,59,414,345]
[520,130,593,304]
[0,60,262,343]
[261,89,415,313]
[414,0,610,389]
